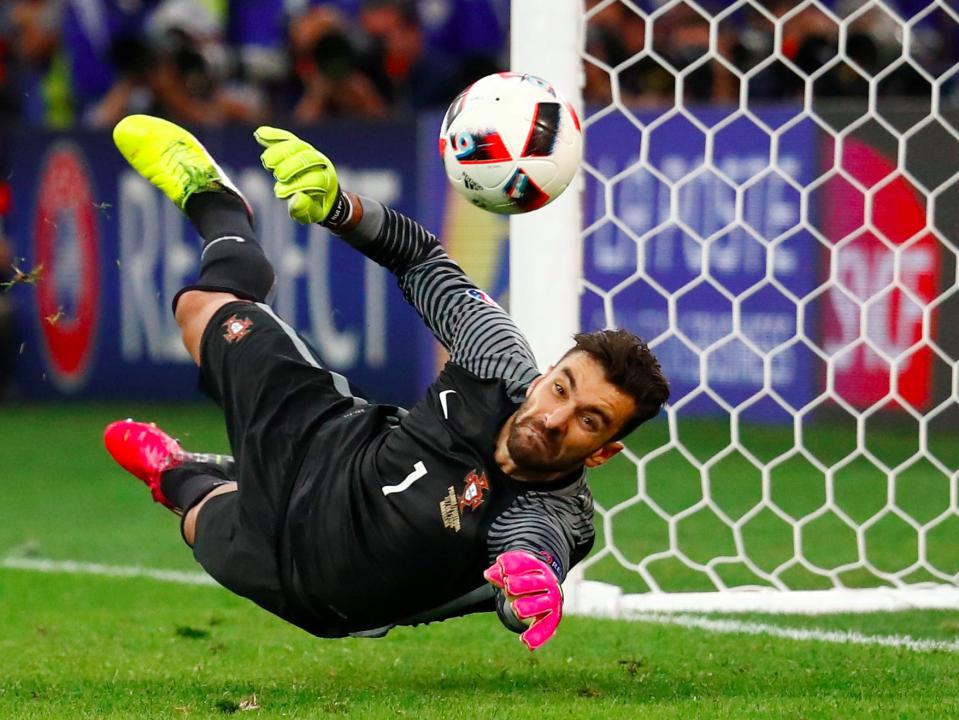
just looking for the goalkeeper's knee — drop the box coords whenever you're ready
[173,236,275,312]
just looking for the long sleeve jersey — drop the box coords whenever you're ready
[284,200,595,635]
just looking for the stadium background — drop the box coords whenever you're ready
[2,0,957,410]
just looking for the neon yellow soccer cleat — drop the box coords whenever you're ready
[113,114,248,212]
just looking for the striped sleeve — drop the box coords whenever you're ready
[485,476,595,583]
[340,199,540,398]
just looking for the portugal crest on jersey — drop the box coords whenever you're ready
[458,470,490,513]
[223,314,254,343]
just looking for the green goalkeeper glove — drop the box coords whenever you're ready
[253,126,351,226]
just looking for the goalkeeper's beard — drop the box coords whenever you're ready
[506,413,572,474]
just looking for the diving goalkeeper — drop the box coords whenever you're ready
[105,116,669,650]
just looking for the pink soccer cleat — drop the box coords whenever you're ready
[103,419,186,509]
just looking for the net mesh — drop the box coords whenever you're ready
[579,0,959,594]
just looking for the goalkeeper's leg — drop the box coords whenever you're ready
[104,419,236,514]
[168,299,363,638]
[113,114,275,363]
[102,426,306,632]
[183,482,235,545]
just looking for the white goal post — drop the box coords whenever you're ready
[510,0,959,615]
[509,0,585,365]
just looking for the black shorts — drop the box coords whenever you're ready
[190,300,363,637]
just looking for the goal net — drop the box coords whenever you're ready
[512,0,959,614]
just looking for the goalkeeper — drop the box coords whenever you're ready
[105,116,669,650]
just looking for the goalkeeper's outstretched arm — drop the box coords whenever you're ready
[255,127,540,398]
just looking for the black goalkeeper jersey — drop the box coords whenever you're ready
[283,201,595,633]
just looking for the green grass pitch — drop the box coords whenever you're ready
[2,403,959,718]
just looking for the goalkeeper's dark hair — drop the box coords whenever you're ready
[565,329,669,441]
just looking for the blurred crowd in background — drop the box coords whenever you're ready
[1,0,958,130]
[0,0,957,398]
[0,0,509,128]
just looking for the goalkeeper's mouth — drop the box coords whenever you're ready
[511,421,557,460]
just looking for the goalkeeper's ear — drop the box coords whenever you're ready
[584,441,624,468]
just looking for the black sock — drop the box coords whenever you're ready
[159,461,232,514]
[173,191,276,312]
[185,191,256,244]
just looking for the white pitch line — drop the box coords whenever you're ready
[1,557,218,587]
[4,558,957,654]
[631,612,959,654]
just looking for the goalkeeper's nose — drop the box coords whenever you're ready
[543,406,573,432]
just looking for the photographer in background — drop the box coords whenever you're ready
[287,3,389,122]
[146,1,267,126]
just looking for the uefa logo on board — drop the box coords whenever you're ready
[33,142,100,392]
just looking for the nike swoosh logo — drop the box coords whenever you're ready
[439,390,457,419]
[201,235,247,259]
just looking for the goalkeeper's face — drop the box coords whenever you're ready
[506,352,634,475]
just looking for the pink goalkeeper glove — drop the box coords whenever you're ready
[484,550,563,651]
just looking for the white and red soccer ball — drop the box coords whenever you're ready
[439,72,583,215]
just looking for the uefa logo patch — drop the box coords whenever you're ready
[34,143,100,392]
[465,288,500,308]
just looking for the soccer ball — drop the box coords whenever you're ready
[438,72,583,215]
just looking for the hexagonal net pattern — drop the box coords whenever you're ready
[578,0,959,598]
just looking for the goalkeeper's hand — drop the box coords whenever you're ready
[484,550,563,651]
[253,126,351,227]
